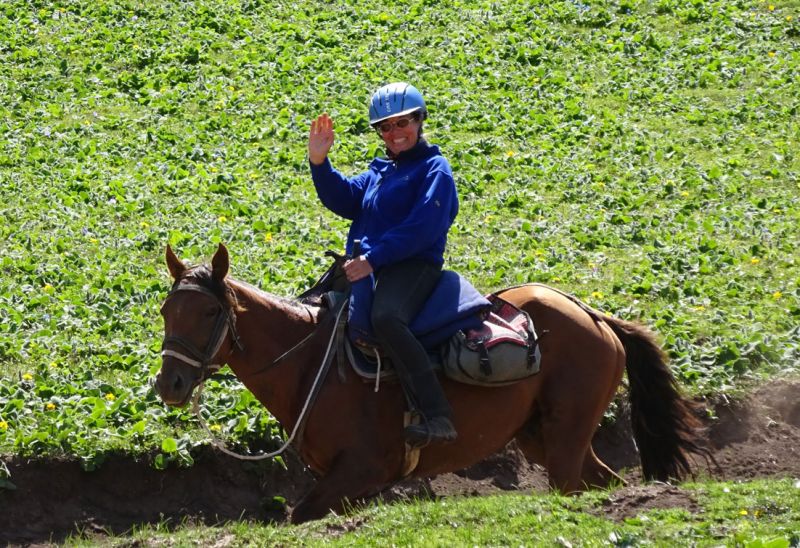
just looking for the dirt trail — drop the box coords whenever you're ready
[2,379,798,544]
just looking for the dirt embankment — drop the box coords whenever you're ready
[2,379,798,545]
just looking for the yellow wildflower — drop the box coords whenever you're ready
[787,15,793,21]
[591,291,604,299]
[89,237,98,243]
[680,191,690,197]
[210,424,222,432]
[768,4,775,10]
[22,373,34,382]
[43,283,54,293]
[49,361,57,368]
[140,221,150,228]
[105,393,116,402]
[264,232,273,242]
[751,258,761,265]
[768,51,776,57]
[506,150,515,158]
[218,216,227,223]
[740,509,749,516]
[773,291,782,299]
[694,305,706,311]
[0,420,7,430]
[210,166,218,173]
[46,402,56,411]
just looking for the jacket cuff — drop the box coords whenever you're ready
[363,250,383,271]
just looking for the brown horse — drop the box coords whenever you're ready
[155,243,710,524]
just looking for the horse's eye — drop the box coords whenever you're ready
[204,307,218,318]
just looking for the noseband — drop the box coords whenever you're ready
[161,282,244,379]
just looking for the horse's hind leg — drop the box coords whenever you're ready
[514,406,591,492]
[515,413,622,489]
[535,359,624,492]
[514,407,545,467]
[581,445,625,488]
[513,382,609,493]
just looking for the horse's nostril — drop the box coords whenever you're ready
[172,374,184,392]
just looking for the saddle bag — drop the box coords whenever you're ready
[440,295,541,386]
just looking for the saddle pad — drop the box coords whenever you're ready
[348,270,490,350]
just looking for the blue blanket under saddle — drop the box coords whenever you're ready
[348,270,491,350]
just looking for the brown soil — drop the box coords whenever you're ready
[2,378,799,545]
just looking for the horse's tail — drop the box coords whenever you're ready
[603,315,713,481]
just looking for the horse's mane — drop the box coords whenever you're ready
[179,264,318,318]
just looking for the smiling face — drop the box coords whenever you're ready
[377,114,421,156]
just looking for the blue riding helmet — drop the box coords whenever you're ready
[368,83,428,126]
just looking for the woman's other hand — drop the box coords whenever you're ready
[343,255,374,282]
[308,113,335,165]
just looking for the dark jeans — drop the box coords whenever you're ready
[370,259,451,420]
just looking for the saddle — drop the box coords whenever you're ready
[300,257,541,389]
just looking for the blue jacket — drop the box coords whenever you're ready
[310,141,458,271]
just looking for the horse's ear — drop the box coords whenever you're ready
[211,243,229,282]
[165,245,186,280]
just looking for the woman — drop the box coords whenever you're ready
[308,82,458,448]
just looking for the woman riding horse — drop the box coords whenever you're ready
[308,82,458,448]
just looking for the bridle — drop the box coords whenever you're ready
[160,282,244,380]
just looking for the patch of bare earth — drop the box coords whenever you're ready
[2,379,798,544]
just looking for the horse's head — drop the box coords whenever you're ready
[155,243,243,407]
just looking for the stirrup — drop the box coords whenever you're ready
[404,417,457,449]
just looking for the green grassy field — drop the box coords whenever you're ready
[74,480,800,546]
[1,0,799,543]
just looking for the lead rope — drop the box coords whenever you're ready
[191,300,347,461]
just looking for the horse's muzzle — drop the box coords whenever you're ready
[154,366,195,407]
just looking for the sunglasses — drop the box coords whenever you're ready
[375,116,416,134]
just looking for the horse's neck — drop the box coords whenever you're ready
[225,279,321,426]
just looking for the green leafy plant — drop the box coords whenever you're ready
[0,0,797,464]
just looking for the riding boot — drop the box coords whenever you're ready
[372,321,458,447]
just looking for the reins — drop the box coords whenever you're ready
[191,298,347,461]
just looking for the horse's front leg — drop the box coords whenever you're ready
[290,449,393,524]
